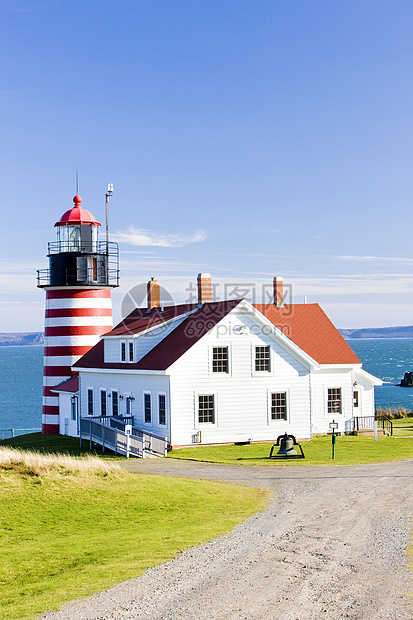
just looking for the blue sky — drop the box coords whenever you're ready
[1,0,413,331]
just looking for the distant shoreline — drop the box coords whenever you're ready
[2,326,413,345]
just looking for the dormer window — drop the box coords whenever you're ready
[121,341,126,361]
[129,341,134,362]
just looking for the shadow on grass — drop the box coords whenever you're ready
[0,432,123,459]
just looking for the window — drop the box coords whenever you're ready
[328,388,342,414]
[353,390,359,408]
[121,342,126,362]
[112,391,119,416]
[158,394,166,425]
[71,397,77,421]
[198,394,215,424]
[144,393,151,423]
[101,390,107,416]
[129,341,134,362]
[87,389,94,416]
[212,347,228,373]
[271,392,287,420]
[255,346,270,372]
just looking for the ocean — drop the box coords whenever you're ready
[0,339,413,437]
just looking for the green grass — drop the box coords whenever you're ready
[391,417,413,438]
[0,451,267,620]
[168,434,413,466]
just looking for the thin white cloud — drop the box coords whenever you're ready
[324,255,413,264]
[111,226,207,248]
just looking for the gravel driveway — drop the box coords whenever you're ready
[40,459,413,620]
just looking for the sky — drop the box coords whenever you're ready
[1,0,413,331]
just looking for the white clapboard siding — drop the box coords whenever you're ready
[167,307,312,445]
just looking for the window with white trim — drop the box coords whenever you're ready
[328,388,342,414]
[112,391,119,416]
[270,392,287,420]
[212,347,228,373]
[255,346,270,372]
[87,389,94,416]
[144,393,151,423]
[158,393,166,425]
[121,341,126,362]
[198,394,215,424]
[101,390,107,416]
[353,390,359,408]
[129,341,134,362]
[71,397,77,421]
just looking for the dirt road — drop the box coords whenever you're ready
[40,459,413,620]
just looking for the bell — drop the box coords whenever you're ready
[276,433,298,457]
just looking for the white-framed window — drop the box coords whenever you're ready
[353,390,359,408]
[129,341,134,362]
[87,388,94,416]
[71,396,77,421]
[212,346,228,373]
[198,394,215,424]
[100,389,107,416]
[158,393,166,425]
[328,388,342,414]
[255,345,271,372]
[112,390,119,416]
[270,391,288,421]
[121,341,126,362]
[143,392,151,424]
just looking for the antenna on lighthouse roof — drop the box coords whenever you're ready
[105,183,114,252]
[76,168,79,195]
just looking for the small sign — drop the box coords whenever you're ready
[125,425,132,435]
[329,422,338,430]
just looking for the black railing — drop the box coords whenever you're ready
[47,240,118,256]
[37,268,120,287]
[352,415,393,436]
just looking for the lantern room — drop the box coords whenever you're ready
[37,194,119,288]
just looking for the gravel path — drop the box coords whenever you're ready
[40,459,413,620]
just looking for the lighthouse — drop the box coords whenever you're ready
[37,193,119,434]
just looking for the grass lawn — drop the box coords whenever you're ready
[168,433,413,466]
[0,450,268,620]
[391,417,413,438]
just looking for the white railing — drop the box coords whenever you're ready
[80,417,168,458]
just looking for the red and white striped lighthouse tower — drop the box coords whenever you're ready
[37,193,119,434]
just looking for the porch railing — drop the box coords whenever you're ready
[350,415,393,436]
[79,416,168,457]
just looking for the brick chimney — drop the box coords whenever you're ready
[197,273,212,304]
[147,277,161,310]
[273,276,284,307]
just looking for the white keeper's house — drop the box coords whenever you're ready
[53,273,381,447]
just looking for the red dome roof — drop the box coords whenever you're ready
[55,195,101,227]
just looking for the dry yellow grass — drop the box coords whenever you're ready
[0,446,125,478]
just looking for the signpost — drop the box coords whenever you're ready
[329,420,338,460]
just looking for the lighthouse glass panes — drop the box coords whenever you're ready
[198,395,215,423]
[69,226,81,251]
[255,346,270,371]
[271,392,287,420]
[328,388,342,414]
[212,347,228,373]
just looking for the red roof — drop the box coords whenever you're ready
[253,303,360,365]
[55,195,101,227]
[52,373,79,393]
[73,300,360,372]
[74,300,242,371]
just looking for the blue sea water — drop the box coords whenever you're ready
[0,339,413,437]
[0,346,43,436]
